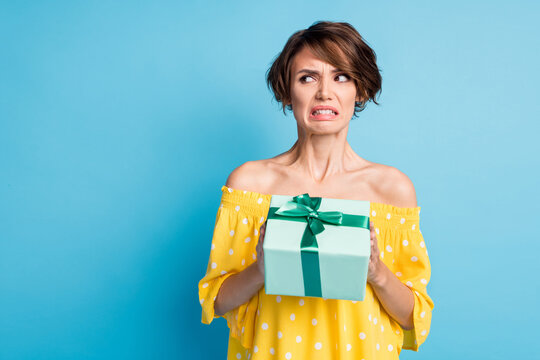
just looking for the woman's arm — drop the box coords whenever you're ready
[214,262,264,316]
[214,222,267,317]
[367,170,417,329]
[368,258,415,330]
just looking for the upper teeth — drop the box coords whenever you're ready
[313,109,336,115]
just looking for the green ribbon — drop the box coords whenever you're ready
[267,193,370,297]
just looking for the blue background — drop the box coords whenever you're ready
[1,1,539,359]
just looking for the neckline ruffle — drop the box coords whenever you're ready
[221,185,421,218]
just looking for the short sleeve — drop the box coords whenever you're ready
[198,186,271,349]
[372,203,434,351]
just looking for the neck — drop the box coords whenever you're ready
[286,124,355,184]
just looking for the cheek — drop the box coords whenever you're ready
[290,93,311,113]
[340,90,359,110]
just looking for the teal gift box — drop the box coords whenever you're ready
[263,193,371,301]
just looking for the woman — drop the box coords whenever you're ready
[198,21,433,359]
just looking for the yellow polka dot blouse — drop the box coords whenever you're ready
[198,186,434,359]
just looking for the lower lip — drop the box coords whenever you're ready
[310,112,338,120]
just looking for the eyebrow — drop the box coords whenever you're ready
[296,68,342,75]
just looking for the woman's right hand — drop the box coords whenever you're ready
[255,221,267,278]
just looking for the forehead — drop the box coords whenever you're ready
[291,46,336,72]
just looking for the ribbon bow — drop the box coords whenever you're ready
[274,193,344,240]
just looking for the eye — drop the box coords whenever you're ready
[299,75,315,83]
[336,74,350,82]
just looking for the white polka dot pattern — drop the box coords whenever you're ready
[198,187,433,358]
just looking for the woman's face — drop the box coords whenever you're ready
[287,46,360,134]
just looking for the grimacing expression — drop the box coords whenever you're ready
[287,46,360,133]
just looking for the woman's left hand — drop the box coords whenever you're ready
[367,221,385,286]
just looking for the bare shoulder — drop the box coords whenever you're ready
[225,160,273,193]
[372,163,418,208]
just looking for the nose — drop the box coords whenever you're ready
[316,76,332,100]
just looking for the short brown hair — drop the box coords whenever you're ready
[266,21,382,117]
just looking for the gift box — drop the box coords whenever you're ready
[263,193,371,301]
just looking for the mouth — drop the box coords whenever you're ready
[310,107,339,120]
